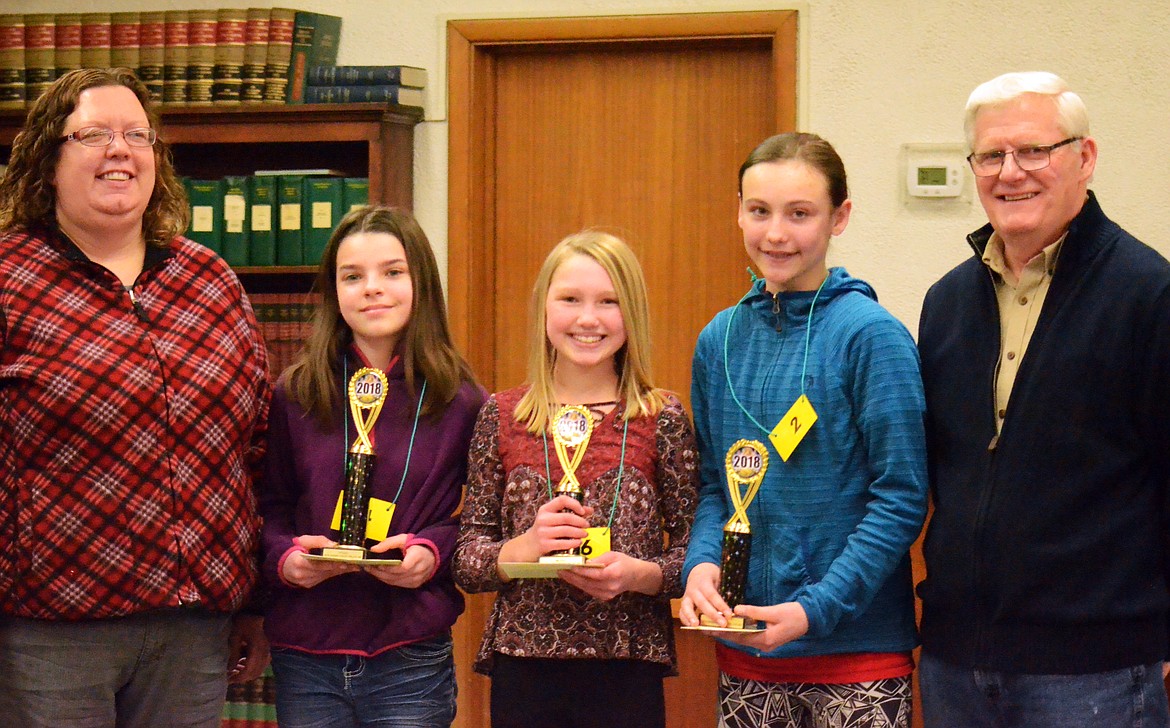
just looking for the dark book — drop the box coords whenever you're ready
[212,8,246,105]
[23,14,53,104]
[79,13,111,70]
[263,7,295,103]
[185,178,225,254]
[285,11,341,104]
[138,11,165,101]
[162,10,189,104]
[240,7,269,104]
[0,15,25,110]
[303,84,423,108]
[248,175,277,266]
[53,13,80,79]
[276,174,305,266]
[306,64,427,88]
[221,175,250,267]
[303,176,343,265]
[110,12,139,73]
[186,9,216,105]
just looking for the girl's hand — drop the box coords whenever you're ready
[281,534,360,588]
[558,551,663,601]
[497,495,595,568]
[679,562,731,627]
[363,534,437,589]
[722,602,810,651]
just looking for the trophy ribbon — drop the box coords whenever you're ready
[323,367,389,560]
[725,439,767,534]
[551,404,594,497]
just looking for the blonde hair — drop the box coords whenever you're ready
[515,230,665,433]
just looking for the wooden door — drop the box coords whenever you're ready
[447,12,797,727]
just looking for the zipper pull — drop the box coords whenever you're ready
[987,434,999,451]
[127,287,149,323]
[773,293,783,332]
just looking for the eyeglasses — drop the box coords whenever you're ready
[60,127,158,148]
[967,137,1082,177]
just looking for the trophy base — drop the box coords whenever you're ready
[499,560,603,579]
[538,554,587,566]
[303,551,402,566]
[681,614,766,633]
[318,545,371,562]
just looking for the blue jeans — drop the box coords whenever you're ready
[271,634,457,728]
[919,650,1170,728]
[0,609,232,728]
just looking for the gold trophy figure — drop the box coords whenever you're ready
[320,367,389,561]
[699,439,768,631]
[539,404,595,566]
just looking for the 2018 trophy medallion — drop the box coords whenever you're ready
[321,367,389,561]
[699,439,769,630]
[539,404,595,566]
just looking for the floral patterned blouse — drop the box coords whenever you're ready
[454,385,699,675]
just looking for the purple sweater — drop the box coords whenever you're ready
[260,353,485,655]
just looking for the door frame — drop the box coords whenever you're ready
[445,10,800,378]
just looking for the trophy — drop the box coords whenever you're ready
[699,439,768,631]
[538,404,595,566]
[319,367,389,561]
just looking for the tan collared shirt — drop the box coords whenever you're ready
[982,232,1066,433]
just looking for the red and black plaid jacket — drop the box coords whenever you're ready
[0,227,270,620]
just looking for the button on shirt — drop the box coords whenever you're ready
[982,232,1065,432]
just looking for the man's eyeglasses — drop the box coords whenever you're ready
[967,137,1082,177]
[60,127,158,148]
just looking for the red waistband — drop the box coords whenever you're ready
[716,642,914,684]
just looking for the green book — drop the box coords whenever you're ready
[303,176,343,266]
[248,175,277,266]
[342,177,369,213]
[276,174,304,266]
[221,175,249,266]
[285,11,341,104]
[185,178,224,254]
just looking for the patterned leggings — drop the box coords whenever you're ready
[718,672,912,728]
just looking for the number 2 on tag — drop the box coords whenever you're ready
[769,394,818,462]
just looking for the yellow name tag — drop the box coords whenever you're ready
[769,394,818,462]
[581,527,611,560]
[365,497,395,542]
[330,492,396,542]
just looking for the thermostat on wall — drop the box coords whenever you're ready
[903,144,966,199]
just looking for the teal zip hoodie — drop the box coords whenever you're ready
[683,267,927,658]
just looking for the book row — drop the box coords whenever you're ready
[248,292,318,384]
[183,174,369,268]
[0,8,406,109]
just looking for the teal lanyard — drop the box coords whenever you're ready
[722,274,828,436]
[542,410,628,532]
[343,356,426,504]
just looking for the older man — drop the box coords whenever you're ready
[916,71,1170,727]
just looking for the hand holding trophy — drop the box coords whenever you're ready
[695,439,768,632]
[498,404,605,578]
[307,367,401,565]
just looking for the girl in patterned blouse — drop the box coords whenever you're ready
[454,230,699,728]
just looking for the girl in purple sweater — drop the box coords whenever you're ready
[259,206,484,727]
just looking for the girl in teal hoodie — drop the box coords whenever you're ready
[680,133,928,728]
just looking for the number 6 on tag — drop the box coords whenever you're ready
[581,527,611,559]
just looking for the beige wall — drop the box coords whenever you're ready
[17,0,1169,331]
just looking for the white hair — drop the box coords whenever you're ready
[964,72,1090,149]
